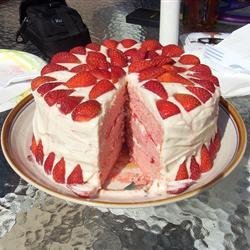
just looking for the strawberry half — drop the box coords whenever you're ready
[86,51,109,69]
[35,140,44,165]
[143,80,168,99]
[108,49,128,67]
[190,78,215,93]
[58,96,84,114]
[156,100,180,119]
[110,66,126,83]
[129,60,154,73]
[86,43,100,51]
[139,66,166,81]
[31,76,56,90]
[186,86,212,103]
[174,93,201,112]
[44,89,74,106]
[200,144,213,173]
[120,39,137,48]
[44,152,55,174]
[209,139,217,161]
[70,64,90,73]
[65,71,97,88]
[89,79,115,99]
[51,52,80,64]
[146,50,159,59]
[162,44,184,57]
[37,82,62,96]
[124,48,146,62]
[41,63,67,75]
[175,161,189,180]
[102,39,118,49]
[52,158,65,183]
[179,54,200,65]
[189,64,212,75]
[213,132,221,153]
[91,69,111,80]
[157,72,193,86]
[72,100,101,121]
[141,39,162,51]
[67,164,84,184]
[162,65,186,73]
[70,46,86,55]
[30,135,37,155]
[190,156,201,180]
[151,55,173,67]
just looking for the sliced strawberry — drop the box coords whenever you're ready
[189,64,212,75]
[129,60,154,73]
[190,78,215,93]
[70,46,86,55]
[125,48,146,62]
[91,69,111,80]
[72,100,101,121]
[179,54,200,65]
[213,132,221,153]
[200,144,213,173]
[67,164,84,184]
[35,140,44,165]
[175,161,189,180]
[146,50,159,59]
[70,64,90,73]
[186,86,212,103]
[167,183,191,194]
[44,89,74,106]
[156,100,180,119]
[151,55,174,67]
[162,65,186,73]
[89,79,115,99]
[52,158,65,183]
[162,44,184,57]
[209,139,217,161]
[30,135,37,155]
[102,39,118,49]
[120,39,137,48]
[65,71,97,88]
[141,39,162,51]
[139,66,166,81]
[158,72,193,85]
[86,51,109,69]
[37,82,62,96]
[58,96,84,114]
[86,43,100,51]
[143,80,168,99]
[41,63,67,75]
[51,52,80,64]
[174,93,201,112]
[110,66,126,83]
[31,76,56,90]
[44,152,55,174]
[192,75,219,87]
[107,49,128,67]
[190,156,201,180]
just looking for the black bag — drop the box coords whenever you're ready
[16,0,91,58]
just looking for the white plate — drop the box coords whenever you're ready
[1,95,247,208]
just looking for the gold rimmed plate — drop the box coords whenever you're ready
[1,95,247,208]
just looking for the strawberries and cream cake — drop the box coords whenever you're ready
[30,39,221,197]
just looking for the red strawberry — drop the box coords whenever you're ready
[129,60,154,73]
[44,152,55,174]
[86,51,109,69]
[72,100,101,121]
[108,49,128,67]
[200,144,213,173]
[190,156,201,180]
[67,164,84,184]
[143,80,168,99]
[41,63,67,75]
[167,183,191,194]
[86,43,100,51]
[192,75,219,87]
[162,44,184,57]
[89,79,115,99]
[189,64,212,75]
[35,140,44,165]
[158,72,193,86]
[146,50,159,59]
[58,96,84,114]
[51,52,80,64]
[91,69,111,80]
[44,89,74,106]
[179,54,200,65]
[175,161,188,180]
[31,76,56,90]
[70,46,86,55]
[209,139,217,161]
[65,71,97,88]
[213,132,221,153]
[70,64,90,73]
[156,100,180,119]
[37,82,62,96]
[141,39,162,51]
[174,94,201,112]
[102,39,118,49]
[110,66,126,83]
[52,158,65,183]
[190,78,215,93]
[151,55,174,67]
[124,48,146,62]
[139,66,166,81]
[162,65,186,73]
[30,135,37,155]
[186,86,212,103]
[120,39,137,48]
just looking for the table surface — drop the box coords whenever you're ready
[0,1,250,249]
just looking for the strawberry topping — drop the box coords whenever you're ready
[89,79,115,99]
[67,164,84,184]
[91,69,111,80]
[31,76,56,90]
[58,96,84,114]
[200,144,213,173]
[186,86,212,103]
[162,44,184,57]
[51,52,80,64]
[86,51,109,69]
[107,49,128,67]
[37,82,62,96]
[44,152,55,174]
[102,39,118,49]
[110,66,126,83]
[65,71,97,88]
[158,72,193,85]
[41,63,67,75]
[175,161,189,180]
[179,54,200,65]
[143,80,168,99]
[156,100,180,119]
[70,46,86,55]
[52,158,66,183]
[44,89,74,106]
[139,66,166,81]
[35,140,44,165]
[86,43,100,51]
[70,64,90,73]
[190,156,201,180]
[141,39,162,51]
[174,93,201,112]
[120,39,137,48]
